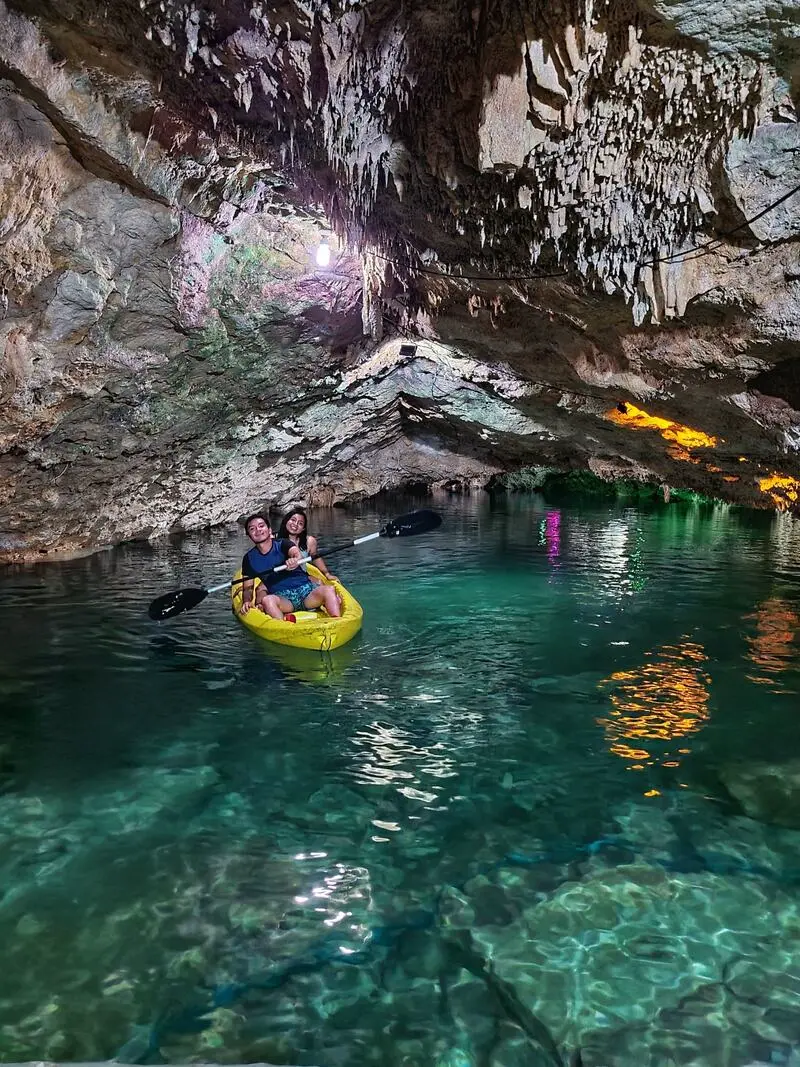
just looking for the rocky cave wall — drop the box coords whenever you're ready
[0,0,799,558]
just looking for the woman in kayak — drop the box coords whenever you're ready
[277,508,339,583]
[239,512,341,620]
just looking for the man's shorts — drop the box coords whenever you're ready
[279,580,315,610]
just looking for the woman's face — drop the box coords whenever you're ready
[285,512,306,535]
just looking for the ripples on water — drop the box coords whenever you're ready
[1,496,800,1066]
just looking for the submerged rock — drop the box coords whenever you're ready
[720,759,800,829]
[446,861,800,1058]
[490,1021,561,1066]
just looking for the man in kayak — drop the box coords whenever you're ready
[239,512,342,620]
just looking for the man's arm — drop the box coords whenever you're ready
[285,542,303,568]
[239,577,255,614]
[239,554,257,614]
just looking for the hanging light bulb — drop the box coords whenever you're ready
[315,237,331,268]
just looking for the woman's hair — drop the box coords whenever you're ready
[277,508,309,550]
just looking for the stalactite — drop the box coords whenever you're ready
[125,0,772,326]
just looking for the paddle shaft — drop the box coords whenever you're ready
[208,531,381,595]
[147,510,440,620]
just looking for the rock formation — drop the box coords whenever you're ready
[1,0,799,557]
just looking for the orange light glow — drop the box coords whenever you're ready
[599,641,711,769]
[667,444,701,464]
[758,473,800,511]
[607,403,718,457]
[745,597,799,693]
[723,475,739,483]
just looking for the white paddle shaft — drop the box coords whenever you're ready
[224,531,380,593]
[222,554,313,592]
[208,580,234,594]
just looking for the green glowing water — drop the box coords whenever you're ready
[0,496,799,1067]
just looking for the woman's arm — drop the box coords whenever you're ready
[307,535,338,582]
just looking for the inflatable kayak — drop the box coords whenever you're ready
[230,563,363,650]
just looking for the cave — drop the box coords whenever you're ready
[0,0,798,558]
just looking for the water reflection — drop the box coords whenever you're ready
[769,510,800,579]
[256,637,361,685]
[570,516,648,597]
[292,861,373,942]
[598,640,711,770]
[544,510,561,564]
[596,519,631,591]
[349,720,458,825]
[745,597,799,694]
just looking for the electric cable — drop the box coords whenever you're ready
[641,179,800,268]
[361,178,800,284]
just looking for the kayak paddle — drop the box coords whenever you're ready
[147,508,442,621]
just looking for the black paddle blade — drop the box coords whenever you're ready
[147,587,208,621]
[381,509,442,538]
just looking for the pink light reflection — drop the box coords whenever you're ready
[545,510,561,563]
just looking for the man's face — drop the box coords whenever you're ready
[246,517,272,543]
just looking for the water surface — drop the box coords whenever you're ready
[1,496,800,1066]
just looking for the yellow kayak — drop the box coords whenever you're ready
[230,563,363,650]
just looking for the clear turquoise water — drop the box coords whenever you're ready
[1,496,800,1067]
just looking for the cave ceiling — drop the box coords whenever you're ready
[1,0,800,557]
